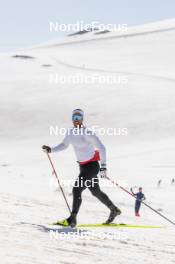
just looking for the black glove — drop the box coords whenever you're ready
[42,145,51,153]
[100,164,107,178]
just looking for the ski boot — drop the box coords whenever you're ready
[105,206,121,224]
[54,213,77,228]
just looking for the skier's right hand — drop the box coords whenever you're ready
[42,145,51,153]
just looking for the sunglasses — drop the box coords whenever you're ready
[72,114,83,121]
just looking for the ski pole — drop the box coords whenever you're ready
[106,176,175,226]
[46,152,71,214]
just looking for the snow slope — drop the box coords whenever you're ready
[0,19,175,264]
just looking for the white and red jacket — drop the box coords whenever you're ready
[51,127,106,165]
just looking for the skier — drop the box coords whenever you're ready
[42,109,121,227]
[130,187,146,217]
[171,178,175,186]
[157,179,162,188]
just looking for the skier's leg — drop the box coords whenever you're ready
[87,161,121,223]
[65,162,96,227]
[85,161,114,208]
[89,175,115,208]
[71,174,86,215]
[135,201,141,216]
[66,170,87,227]
[137,202,141,214]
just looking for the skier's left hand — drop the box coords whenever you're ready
[100,165,107,178]
[42,145,51,153]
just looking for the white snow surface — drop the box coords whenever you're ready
[0,19,175,264]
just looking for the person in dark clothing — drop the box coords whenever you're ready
[171,178,175,186]
[157,179,162,188]
[130,187,146,217]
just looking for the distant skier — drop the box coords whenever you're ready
[157,179,162,188]
[130,187,146,217]
[171,178,175,186]
[42,109,121,227]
